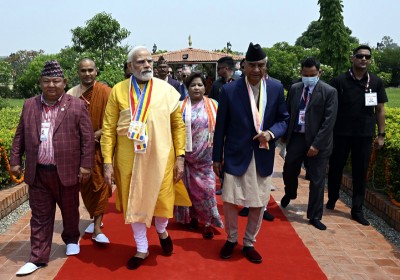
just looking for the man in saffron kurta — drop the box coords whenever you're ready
[101,46,186,270]
[67,58,112,243]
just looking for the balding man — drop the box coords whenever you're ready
[67,58,112,244]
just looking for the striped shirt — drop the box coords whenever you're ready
[37,94,62,165]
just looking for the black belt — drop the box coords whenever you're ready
[37,164,56,169]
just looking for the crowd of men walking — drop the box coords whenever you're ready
[9,42,387,276]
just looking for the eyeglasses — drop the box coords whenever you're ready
[354,54,371,60]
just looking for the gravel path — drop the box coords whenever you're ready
[0,200,30,234]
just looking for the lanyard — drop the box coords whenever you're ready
[349,69,370,92]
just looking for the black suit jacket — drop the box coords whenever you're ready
[285,80,338,157]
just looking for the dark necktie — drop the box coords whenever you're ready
[294,87,310,132]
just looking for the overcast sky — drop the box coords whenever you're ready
[1,0,398,56]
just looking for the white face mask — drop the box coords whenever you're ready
[302,76,319,87]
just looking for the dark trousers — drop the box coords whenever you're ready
[283,133,329,220]
[327,135,372,215]
[28,165,80,263]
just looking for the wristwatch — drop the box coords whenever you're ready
[377,132,386,137]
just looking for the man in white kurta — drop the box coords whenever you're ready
[101,46,186,270]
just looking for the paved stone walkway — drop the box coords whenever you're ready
[0,154,399,279]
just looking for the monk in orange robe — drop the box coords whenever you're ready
[67,58,112,243]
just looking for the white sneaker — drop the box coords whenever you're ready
[66,243,80,256]
[16,262,46,276]
[85,222,104,233]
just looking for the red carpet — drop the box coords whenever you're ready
[55,192,327,280]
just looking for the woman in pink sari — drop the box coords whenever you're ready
[175,72,223,239]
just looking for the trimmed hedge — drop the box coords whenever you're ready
[0,107,22,186]
[369,107,400,203]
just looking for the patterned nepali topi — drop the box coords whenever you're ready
[41,60,64,77]
[245,42,266,62]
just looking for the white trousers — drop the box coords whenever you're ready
[131,217,169,253]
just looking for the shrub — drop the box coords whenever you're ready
[367,107,400,203]
[0,106,22,187]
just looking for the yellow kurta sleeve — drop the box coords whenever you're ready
[100,80,130,163]
[170,106,186,157]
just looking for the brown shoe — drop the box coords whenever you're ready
[159,235,173,255]
[203,226,214,239]
[220,241,237,259]
[242,246,262,263]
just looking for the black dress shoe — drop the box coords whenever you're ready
[220,241,237,259]
[263,210,274,221]
[216,188,222,195]
[127,255,147,270]
[352,215,370,226]
[309,219,327,230]
[203,226,214,239]
[189,218,198,230]
[242,246,262,263]
[326,200,336,210]
[280,195,290,208]
[159,235,173,255]
[238,207,249,217]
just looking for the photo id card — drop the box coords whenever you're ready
[365,92,377,106]
[40,122,51,142]
[298,110,306,125]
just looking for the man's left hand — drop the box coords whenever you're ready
[307,146,319,157]
[79,167,91,183]
[374,136,384,150]
[253,131,271,146]
[174,157,185,183]
[94,129,102,143]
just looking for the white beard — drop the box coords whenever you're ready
[133,70,153,81]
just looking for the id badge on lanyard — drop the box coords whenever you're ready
[365,90,377,106]
[40,122,51,142]
[298,110,306,125]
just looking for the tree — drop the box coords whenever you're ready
[14,54,57,98]
[0,60,13,98]
[375,45,400,87]
[71,12,130,72]
[379,36,399,50]
[6,50,44,82]
[264,42,321,89]
[318,0,350,75]
[296,20,359,49]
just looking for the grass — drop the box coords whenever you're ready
[386,87,400,108]
[4,98,24,108]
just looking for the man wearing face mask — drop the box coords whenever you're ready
[280,57,338,231]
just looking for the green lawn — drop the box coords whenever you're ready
[386,87,400,108]
[4,98,24,108]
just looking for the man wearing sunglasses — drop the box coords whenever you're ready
[327,45,388,226]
